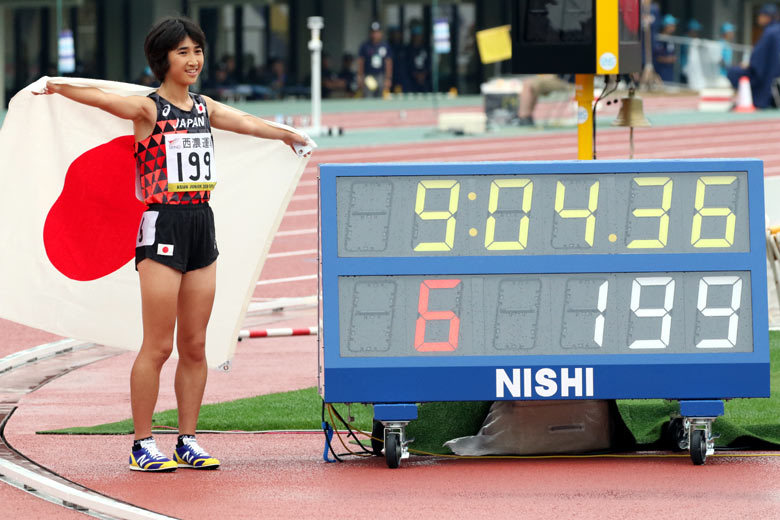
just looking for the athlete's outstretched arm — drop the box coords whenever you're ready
[202,95,308,152]
[35,81,154,123]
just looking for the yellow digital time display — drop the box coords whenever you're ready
[336,172,747,257]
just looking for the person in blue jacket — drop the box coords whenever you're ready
[720,23,735,77]
[728,4,780,108]
[653,14,678,83]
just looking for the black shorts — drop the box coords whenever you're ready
[135,203,219,273]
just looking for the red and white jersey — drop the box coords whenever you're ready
[135,92,213,205]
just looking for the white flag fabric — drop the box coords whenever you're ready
[0,77,312,369]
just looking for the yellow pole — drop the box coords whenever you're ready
[595,0,619,74]
[575,74,594,160]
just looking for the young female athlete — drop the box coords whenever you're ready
[38,17,309,472]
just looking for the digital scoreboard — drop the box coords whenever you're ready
[319,160,769,407]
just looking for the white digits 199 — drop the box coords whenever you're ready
[696,276,742,348]
[629,277,675,349]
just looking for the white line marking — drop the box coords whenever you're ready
[283,209,317,217]
[275,228,317,237]
[0,339,85,373]
[267,248,318,259]
[246,295,318,313]
[0,458,174,520]
[0,340,175,520]
[256,274,318,286]
[291,193,318,201]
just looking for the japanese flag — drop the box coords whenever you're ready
[0,77,313,370]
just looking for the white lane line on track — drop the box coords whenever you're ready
[267,248,318,258]
[291,193,318,201]
[256,274,317,285]
[0,340,174,520]
[0,458,174,520]
[0,338,83,372]
[275,228,317,237]
[283,209,317,217]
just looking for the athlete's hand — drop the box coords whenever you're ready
[32,81,61,96]
[282,131,312,157]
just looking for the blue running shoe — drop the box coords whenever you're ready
[129,438,177,472]
[173,437,220,469]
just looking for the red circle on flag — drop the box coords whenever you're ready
[162,246,169,253]
[44,135,147,281]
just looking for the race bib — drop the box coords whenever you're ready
[164,132,217,192]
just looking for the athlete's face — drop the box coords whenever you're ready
[166,36,204,85]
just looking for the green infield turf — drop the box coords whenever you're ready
[41,387,372,435]
[43,333,780,455]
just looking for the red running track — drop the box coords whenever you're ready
[3,112,780,519]
[266,92,699,130]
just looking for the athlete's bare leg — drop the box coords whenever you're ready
[174,261,216,436]
[131,259,183,440]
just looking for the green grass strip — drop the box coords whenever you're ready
[41,387,373,435]
[42,334,780,454]
[617,330,780,446]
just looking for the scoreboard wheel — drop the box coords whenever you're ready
[385,432,402,469]
[690,429,707,465]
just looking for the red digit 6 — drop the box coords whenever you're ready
[414,279,461,352]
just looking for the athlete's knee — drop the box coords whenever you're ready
[177,337,207,364]
[140,341,174,365]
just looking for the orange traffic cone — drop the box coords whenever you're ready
[734,76,756,113]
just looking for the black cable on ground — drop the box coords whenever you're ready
[321,400,342,462]
[321,401,376,460]
[327,404,374,456]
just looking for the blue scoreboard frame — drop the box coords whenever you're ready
[319,159,770,407]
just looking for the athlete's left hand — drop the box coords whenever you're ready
[282,132,312,157]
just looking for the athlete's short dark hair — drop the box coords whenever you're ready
[144,17,206,82]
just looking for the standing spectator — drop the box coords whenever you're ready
[680,19,702,83]
[357,21,393,97]
[728,4,780,108]
[405,25,431,92]
[653,14,678,83]
[719,22,736,77]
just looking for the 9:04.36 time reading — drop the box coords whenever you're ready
[336,172,749,257]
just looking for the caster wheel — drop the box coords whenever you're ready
[667,418,686,452]
[371,420,384,456]
[385,432,402,469]
[690,429,707,465]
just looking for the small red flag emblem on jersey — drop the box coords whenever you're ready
[157,243,174,256]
